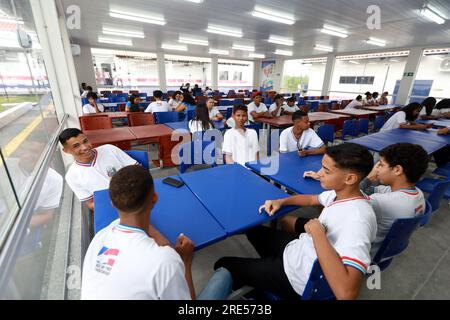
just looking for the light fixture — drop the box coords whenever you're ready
[251,5,296,25]
[109,9,166,25]
[366,37,386,47]
[161,43,188,51]
[302,63,313,67]
[389,59,399,62]
[102,27,144,38]
[249,53,265,59]
[420,6,446,24]
[314,44,334,52]
[98,37,133,46]
[207,24,243,37]
[348,60,360,64]
[232,44,255,52]
[209,48,229,55]
[184,0,203,3]
[178,36,209,46]
[268,35,294,46]
[0,17,24,24]
[275,49,293,56]
[320,25,348,38]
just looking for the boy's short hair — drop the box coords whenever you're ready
[274,94,284,101]
[326,143,373,180]
[292,110,308,121]
[379,143,428,183]
[109,165,154,213]
[86,92,98,100]
[153,90,163,99]
[286,97,296,104]
[59,128,83,145]
[233,104,248,114]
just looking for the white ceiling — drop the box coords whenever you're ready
[61,0,450,60]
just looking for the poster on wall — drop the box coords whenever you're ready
[260,60,275,92]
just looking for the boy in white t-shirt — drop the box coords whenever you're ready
[223,105,259,166]
[247,92,269,123]
[81,165,195,300]
[83,92,104,114]
[269,94,285,117]
[145,90,170,113]
[361,143,428,257]
[282,97,300,115]
[279,110,326,157]
[214,143,376,300]
[59,128,138,211]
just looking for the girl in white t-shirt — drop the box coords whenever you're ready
[188,103,215,133]
[345,95,363,109]
[380,102,432,132]
[206,97,223,121]
[168,91,187,113]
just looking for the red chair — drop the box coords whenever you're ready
[196,96,207,103]
[118,103,126,112]
[127,112,155,126]
[112,90,123,94]
[340,100,350,109]
[318,104,329,112]
[79,115,112,131]
[129,90,139,95]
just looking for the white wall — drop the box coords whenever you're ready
[416,54,450,98]
[73,45,97,91]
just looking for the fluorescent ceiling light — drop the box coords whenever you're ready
[179,36,209,46]
[209,48,229,55]
[321,25,348,38]
[251,5,296,25]
[302,63,313,67]
[249,53,265,59]
[98,37,132,46]
[275,49,293,56]
[420,6,445,24]
[389,59,399,62]
[314,44,333,52]
[0,17,24,24]
[109,9,166,25]
[232,44,255,52]
[184,0,203,3]
[268,35,294,46]
[207,24,243,37]
[366,37,386,47]
[162,43,188,51]
[348,60,360,64]
[102,27,144,38]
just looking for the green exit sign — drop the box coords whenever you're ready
[403,72,414,77]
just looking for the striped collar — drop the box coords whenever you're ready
[397,187,419,196]
[75,149,98,167]
[327,195,370,208]
[113,224,148,235]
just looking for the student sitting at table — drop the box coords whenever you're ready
[362,92,376,106]
[168,91,187,113]
[81,165,233,300]
[81,85,93,98]
[223,105,259,166]
[282,97,300,115]
[214,143,376,300]
[125,94,142,112]
[206,97,224,121]
[279,110,326,157]
[189,103,215,133]
[247,92,270,123]
[345,95,363,109]
[59,128,138,212]
[433,98,450,119]
[372,92,380,106]
[269,94,285,117]
[360,143,427,257]
[145,90,171,113]
[419,97,438,119]
[378,92,389,105]
[380,102,432,132]
[83,92,104,114]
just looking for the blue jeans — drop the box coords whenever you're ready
[197,268,233,300]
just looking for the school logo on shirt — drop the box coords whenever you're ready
[106,166,117,178]
[95,246,120,275]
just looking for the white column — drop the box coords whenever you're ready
[72,45,97,91]
[273,59,284,92]
[321,54,336,96]
[253,60,261,90]
[211,56,218,90]
[156,52,167,92]
[396,47,424,105]
[30,0,81,128]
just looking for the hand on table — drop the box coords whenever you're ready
[303,171,320,180]
[298,149,308,157]
[258,199,283,216]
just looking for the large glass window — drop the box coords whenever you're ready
[91,48,159,93]
[281,57,327,95]
[412,48,450,102]
[165,54,211,91]
[218,59,253,90]
[330,51,409,100]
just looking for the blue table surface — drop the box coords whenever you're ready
[179,164,298,235]
[93,176,227,250]
[245,152,325,195]
[164,120,226,131]
[350,128,447,154]
[417,119,450,127]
